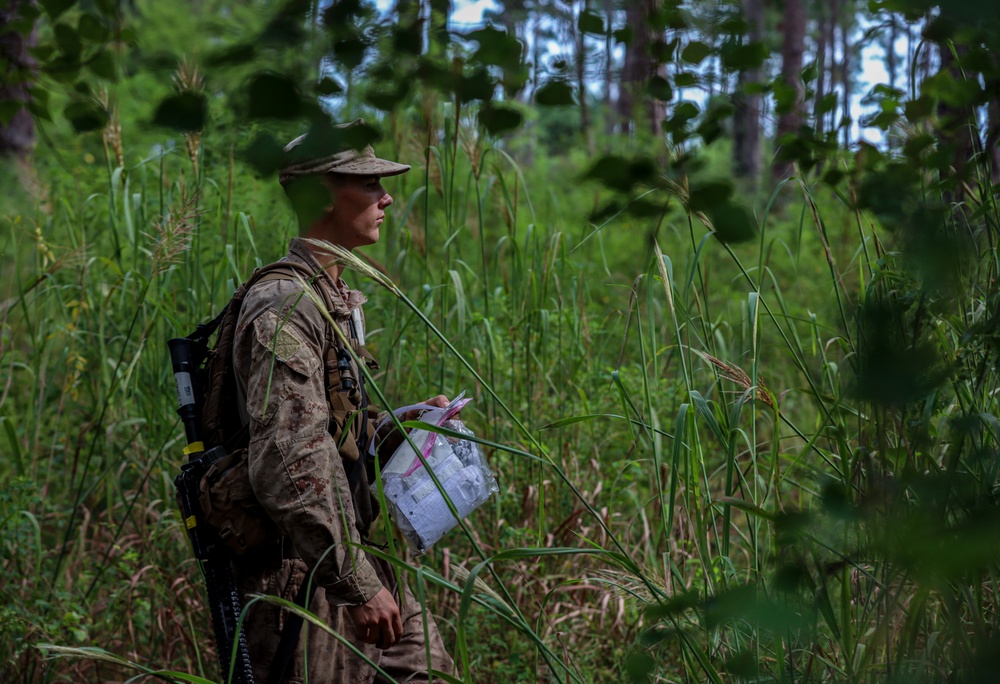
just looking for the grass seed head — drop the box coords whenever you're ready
[95,89,123,169]
[148,189,200,276]
[173,58,205,177]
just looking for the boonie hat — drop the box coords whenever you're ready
[279,118,410,185]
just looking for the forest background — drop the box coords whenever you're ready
[2,0,1000,681]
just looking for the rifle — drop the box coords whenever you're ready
[169,334,255,684]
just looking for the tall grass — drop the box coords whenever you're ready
[4,58,1000,684]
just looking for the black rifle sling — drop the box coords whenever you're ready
[266,575,316,684]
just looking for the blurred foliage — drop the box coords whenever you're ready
[2,0,1000,682]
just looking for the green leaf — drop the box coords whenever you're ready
[247,72,301,120]
[207,43,257,67]
[242,133,285,176]
[0,416,23,477]
[626,651,655,683]
[816,92,838,115]
[681,40,711,65]
[365,84,410,111]
[688,180,732,212]
[723,651,760,678]
[152,92,207,131]
[720,41,767,70]
[707,201,756,244]
[583,155,658,193]
[315,77,344,96]
[54,23,82,57]
[393,20,423,55]
[673,71,698,88]
[0,100,25,126]
[332,35,368,69]
[17,2,41,21]
[39,0,74,21]
[45,55,80,83]
[78,13,109,42]
[534,80,575,106]
[650,38,677,64]
[0,102,24,127]
[922,70,983,108]
[458,67,494,102]
[27,87,52,122]
[904,95,933,121]
[89,50,116,81]
[478,104,522,136]
[466,26,523,70]
[64,101,108,133]
[648,76,672,102]
[578,9,605,35]
[613,26,633,45]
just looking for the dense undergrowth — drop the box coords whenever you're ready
[4,2,1000,683]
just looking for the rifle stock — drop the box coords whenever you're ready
[170,337,256,684]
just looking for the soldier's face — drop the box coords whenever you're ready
[323,175,393,250]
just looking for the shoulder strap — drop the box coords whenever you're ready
[199,261,329,450]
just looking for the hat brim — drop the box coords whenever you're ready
[327,157,411,177]
[279,156,411,185]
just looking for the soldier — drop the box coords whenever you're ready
[232,119,454,683]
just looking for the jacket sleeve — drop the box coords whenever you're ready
[233,279,384,606]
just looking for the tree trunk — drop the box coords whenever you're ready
[772,0,805,182]
[827,0,839,135]
[576,0,592,151]
[987,80,1000,186]
[840,13,851,147]
[603,0,614,133]
[815,0,827,137]
[616,0,665,136]
[732,0,764,183]
[532,0,543,101]
[886,15,897,91]
[937,43,975,204]
[0,0,37,160]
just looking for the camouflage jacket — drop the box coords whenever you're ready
[231,237,384,605]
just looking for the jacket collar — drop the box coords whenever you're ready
[286,237,368,316]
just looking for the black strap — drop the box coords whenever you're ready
[266,576,317,684]
[345,316,371,494]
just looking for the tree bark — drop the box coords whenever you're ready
[886,15,897,92]
[732,0,764,182]
[987,80,1000,186]
[815,0,827,137]
[616,0,665,136]
[827,0,839,134]
[0,0,37,160]
[937,43,975,204]
[576,0,592,150]
[772,0,805,182]
[840,12,851,147]
[603,0,614,133]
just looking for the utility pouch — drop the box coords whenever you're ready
[325,336,379,465]
[199,446,280,556]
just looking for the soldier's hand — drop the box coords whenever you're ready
[347,587,403,650]
[402,395,450,422]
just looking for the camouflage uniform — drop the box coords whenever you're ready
[231,237,453,683]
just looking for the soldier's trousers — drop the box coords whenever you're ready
[237,552,454,683]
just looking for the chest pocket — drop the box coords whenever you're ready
[325,332,378,464]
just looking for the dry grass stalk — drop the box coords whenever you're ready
[692,349,775,409]
[459,115,482,181]
[95,88,123,169]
